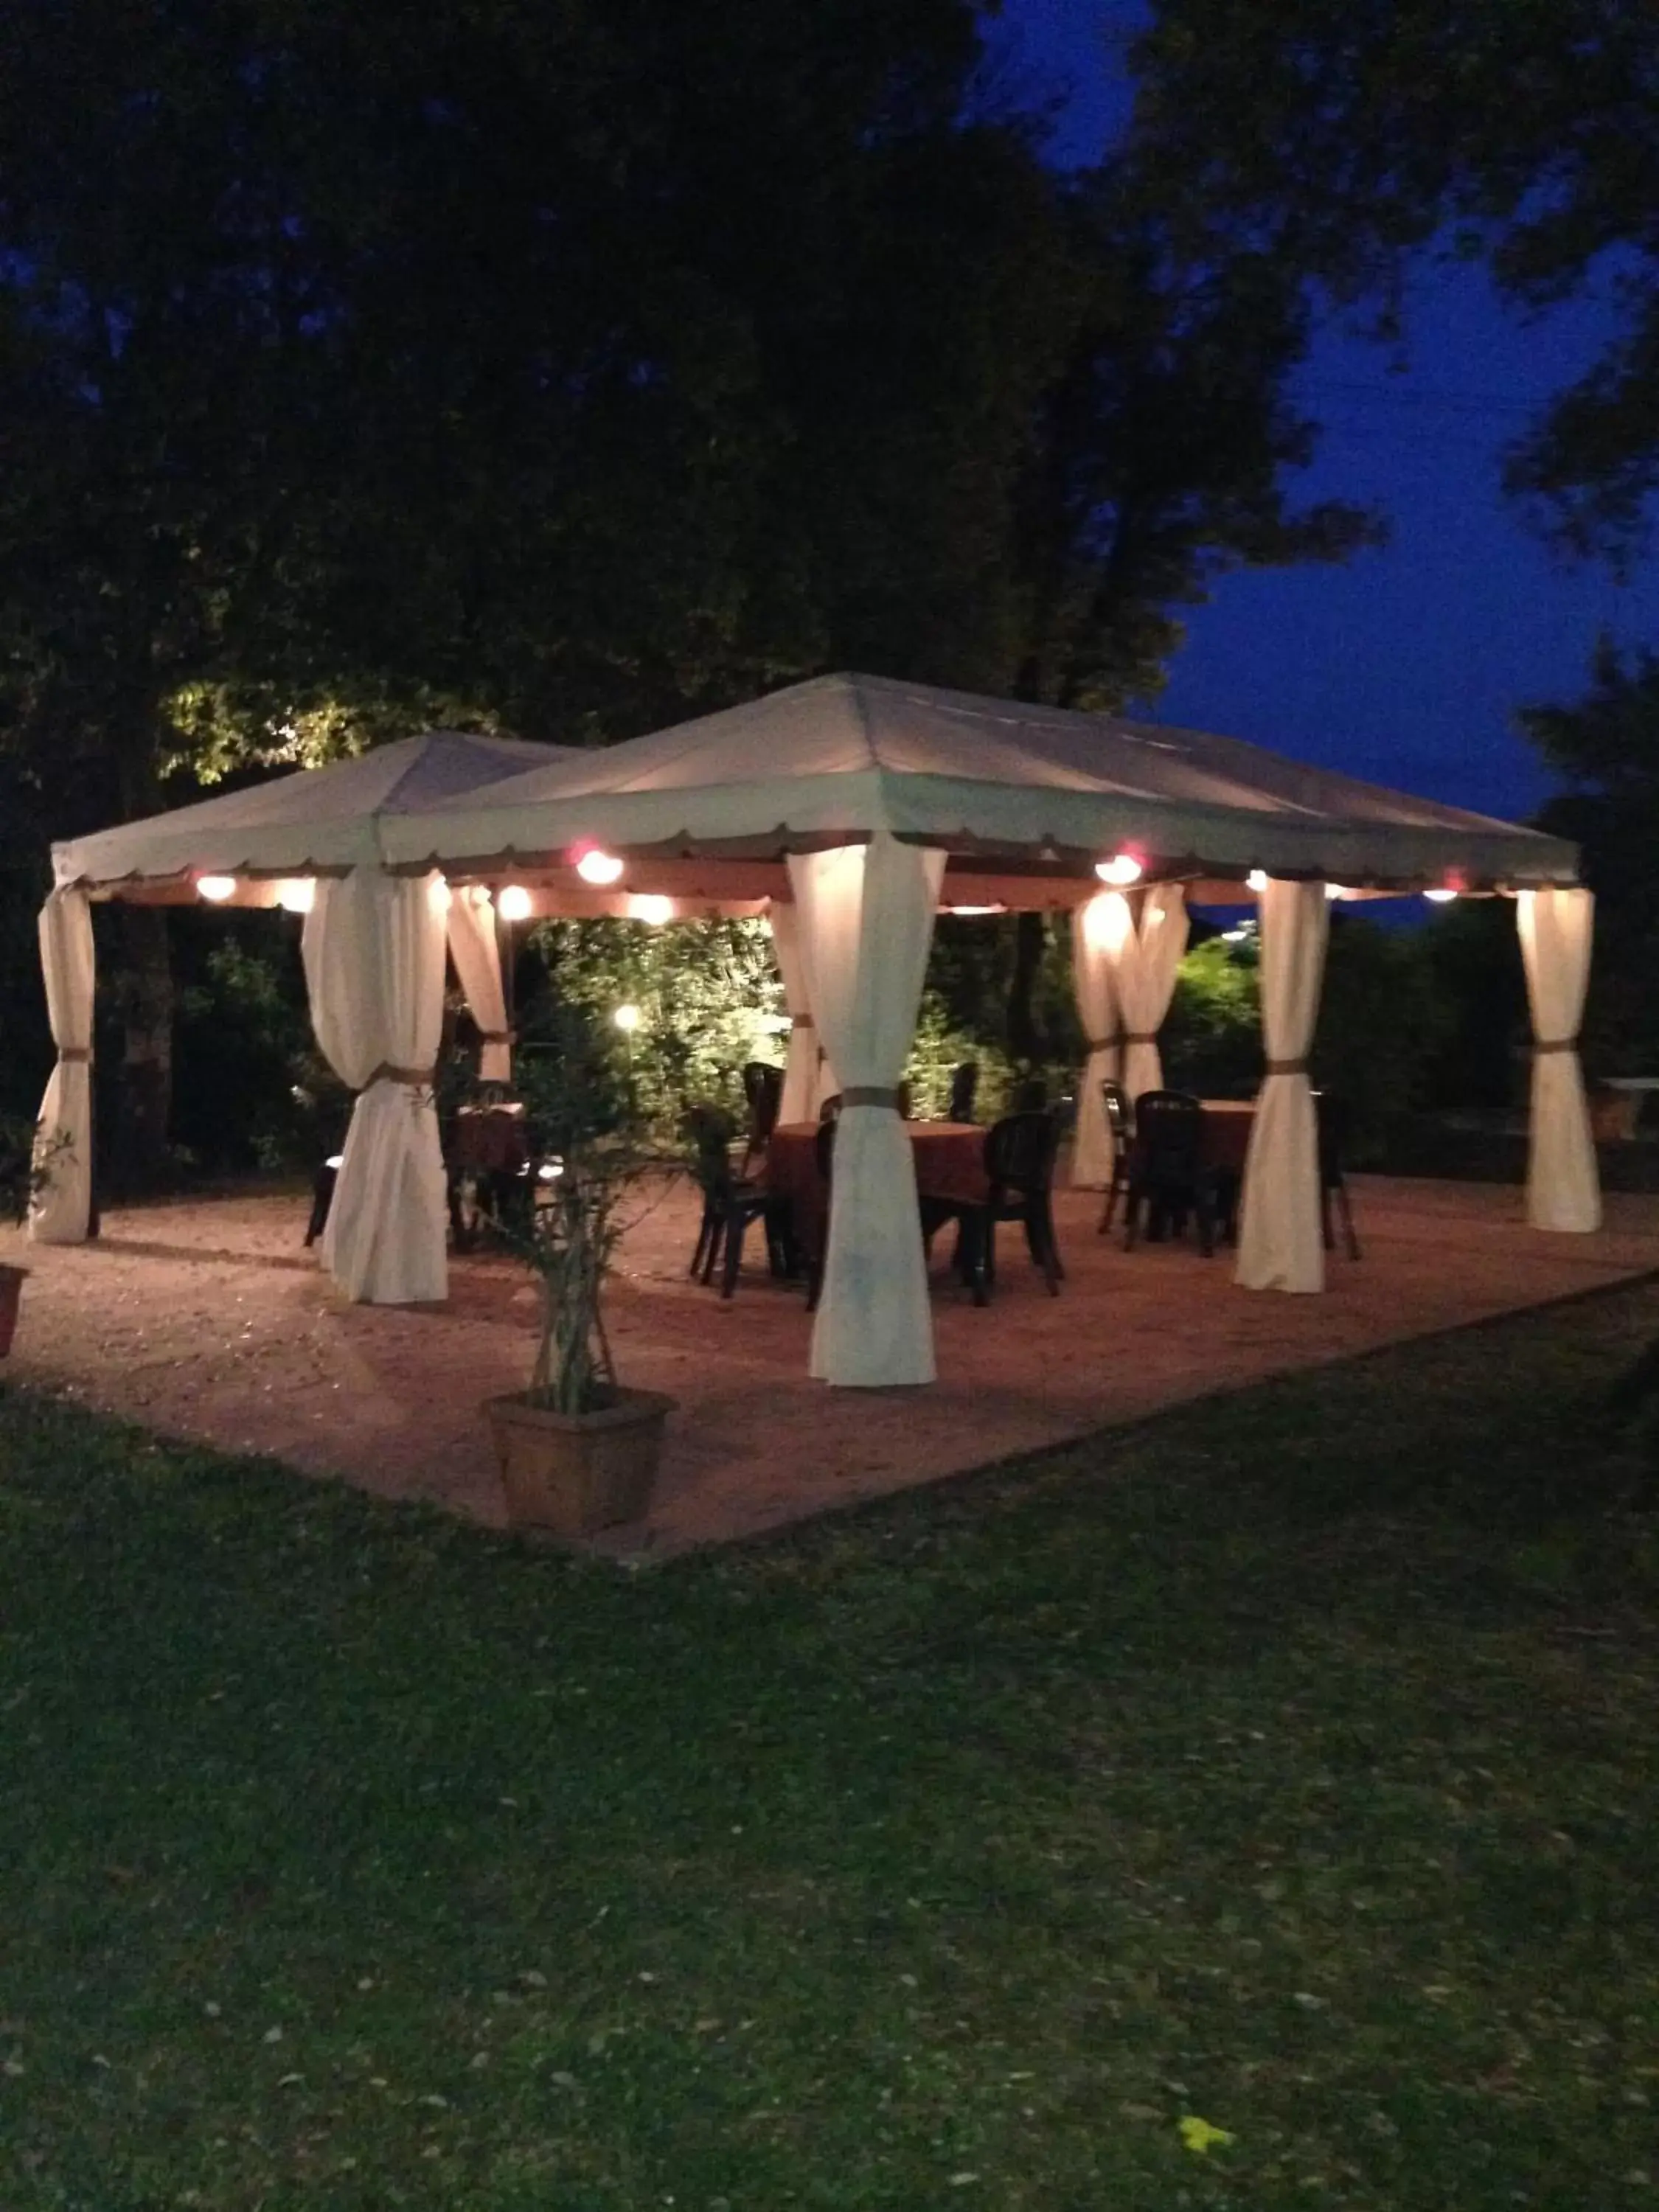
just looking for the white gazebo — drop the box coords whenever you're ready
[41,675,1599,1385]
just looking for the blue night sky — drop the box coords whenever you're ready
[992,0,1659,823]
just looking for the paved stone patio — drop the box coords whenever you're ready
[4,1174,1657,1556]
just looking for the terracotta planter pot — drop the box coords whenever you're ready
[486,1385,674,1535]
[0,1262,26,1358]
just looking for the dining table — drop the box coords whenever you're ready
[764,1119,990,1243]
[1195,1097,1256,1176]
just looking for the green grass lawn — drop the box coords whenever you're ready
[3,1287,1659,2211]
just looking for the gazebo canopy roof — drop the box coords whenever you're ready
[53,730,575,889]
[52,676,1579,901]
[377,672,1578,892]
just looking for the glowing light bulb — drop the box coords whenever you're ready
[627,894,673,925]
[945,903,1004,917]
[496,884,533,922]
[276,879,315,914]
[1423,886,1458,903]
[1325,883,1350,901]
[196,874,237,902]
[576,846,625,886]
[613,1003,641,1034]
[1245,869,1269,894]
[1095,851,1143,886]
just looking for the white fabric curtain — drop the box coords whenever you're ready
[302,869,449,1304]
[768,901,828,1124]
[29,888,95,1245]
[1235,877,1329,1293]
[446,886,512,1082]
[787,835,945,1385]
[1517,886,1601,1232]
[1117,884,1189,1105]
[1069,894,1123,1186]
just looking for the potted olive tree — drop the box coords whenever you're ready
[483,1011,677,1536]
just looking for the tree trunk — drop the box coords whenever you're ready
[1006,910,1049,1067]
[108,731,175,1196]
[109,902,175,1195]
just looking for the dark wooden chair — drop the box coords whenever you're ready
[739,1060,785,1175]
[1095,1078,1134,1233]
[1315,1090,1361,1259]
[1123,1089,1224,1256]
[303,1157,341,1247]
[981,1110,1063,1295]
[947,1061,979,1122]
[686,1105,788,1295]
[804,1115,838,1312]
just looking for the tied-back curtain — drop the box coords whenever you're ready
[302,869,449,1304]
[1517,886,1601,1233]
[1235,878,1329,1293]
[1069,894,1124,1186]
[446,886,512,1082]
[768,901,830,1124]
[29,888,94,1244]
[787,835,945,1386]
[1116,884,1189,1105]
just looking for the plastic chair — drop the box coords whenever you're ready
[739,1060,785,1175]
[1123,1090,1223,1256]
[947,1062,979,1123]
[1095,1079,1133,1233]
[686,1105,788,1295]
[981,1110,1064,1295]
[804,1116,838,1312]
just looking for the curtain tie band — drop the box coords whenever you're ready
[478,1030,514,1046]
[1123,1032,1157,1046]
[1084,1034,1119,1055]
[58,1048,92,1065]
[366,1062,435,1088]
[842,1085,901,1110]
[1264,1057,1310,1077]
[1533,1036,1579,1054]
[791,1014,815,1029]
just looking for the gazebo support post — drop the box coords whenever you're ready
[300,867,450,1304]
[786,835,945,1387]
[1235,877,1329,1294]
[29,887,97,1245]
[1069,895,1121,1188]
[767,901,832,1124]
[1517,886,1601,1232]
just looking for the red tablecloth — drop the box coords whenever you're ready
[1197,1099,1255,1176]
[765,1119,988,1245]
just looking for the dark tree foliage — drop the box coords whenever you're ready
[1127,0,1659,568]
[1522,639,1659,1074]
[1,0,1374,1172]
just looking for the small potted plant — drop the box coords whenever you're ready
[482,1010,676,1536]
[0,1116,64,1357]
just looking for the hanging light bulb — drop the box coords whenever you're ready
[613,1003,641,1033]
[275,878,315,914]
[496,884,533,922]
[196,874,237,902]
[575,845,625,886]
[1094,851,1143,887]
[627,894,673,925]
[1245,869,1269,893]
[1423,886,1458,903]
